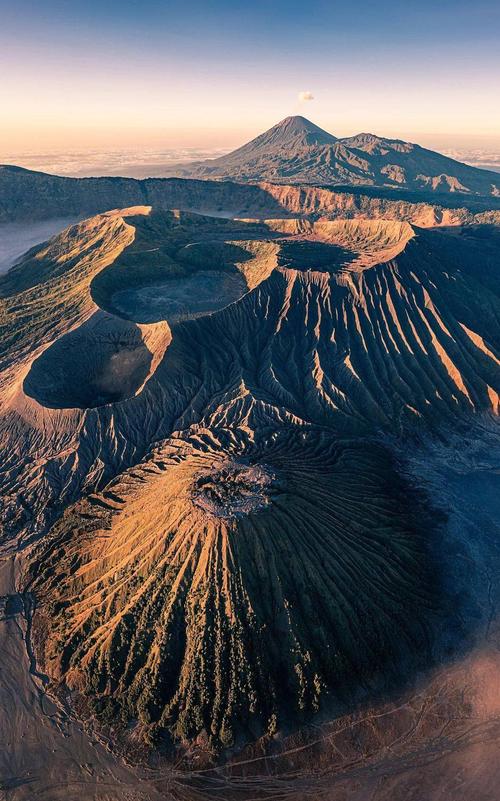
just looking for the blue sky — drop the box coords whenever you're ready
[1,0,499,151]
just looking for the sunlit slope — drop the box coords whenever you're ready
[0,211,498,547]
[0,205,496,755]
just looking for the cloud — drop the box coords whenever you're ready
[298,91,314,102]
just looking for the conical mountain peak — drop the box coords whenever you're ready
[175,115,500,194]
[268,115,338,144]
[237,115,338,152]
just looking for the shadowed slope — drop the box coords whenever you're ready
[23,311,168,409]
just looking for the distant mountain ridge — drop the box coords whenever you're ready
[174,115,500,196]
[1,164,500,226]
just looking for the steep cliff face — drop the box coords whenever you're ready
[0,166,279,222]
[1,207,498,753]
[260,182,500,226]
[2,164,500,225]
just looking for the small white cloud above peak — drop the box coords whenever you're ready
[298,91,314,102]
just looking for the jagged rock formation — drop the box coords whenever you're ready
[0,206,499,755]
[2,163,500,225]
[175,116,500,196]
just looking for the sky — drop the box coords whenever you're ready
[1,0,499,156]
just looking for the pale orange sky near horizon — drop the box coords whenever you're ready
[2,82,499,155]
[2,115,500,158]
[1,0,499,156]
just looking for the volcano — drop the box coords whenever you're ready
[175,115,500,196]
[0,202,497,763]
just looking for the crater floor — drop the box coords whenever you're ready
[111,268,248,324]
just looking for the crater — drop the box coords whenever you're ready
[23,311,170,409]
[277,240,354,273]
[192,461,280,518]
[90,232,280,325]
[31,427,451,751]
[267,218,415,272]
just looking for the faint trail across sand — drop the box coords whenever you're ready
[0,552,164,801]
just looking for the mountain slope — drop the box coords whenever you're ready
[176,116,500,196]
[203,115,337,170]
[31,428,442,749]
[2,210,498,545]
[0,208,498,756]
